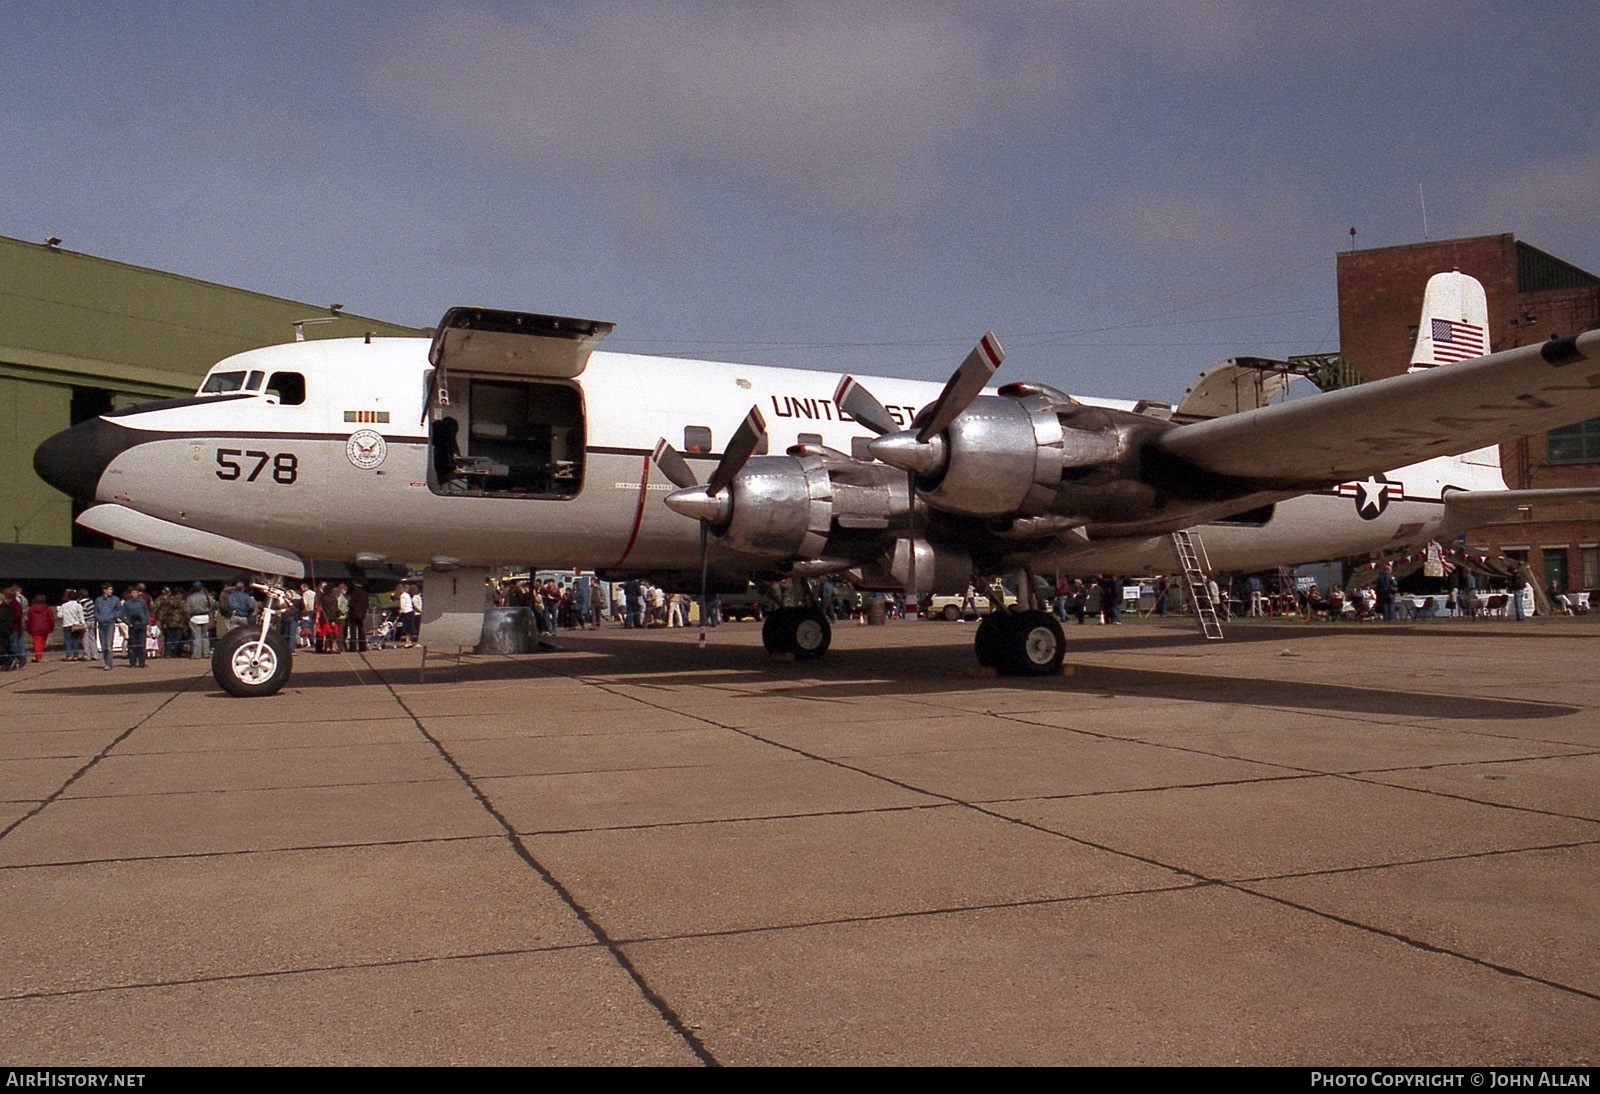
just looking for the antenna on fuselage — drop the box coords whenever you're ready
[291,315,339,342]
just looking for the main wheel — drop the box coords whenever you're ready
[762,608,793,654]
[762,607,832,660]
[999,610,1064,677]
[974,611,1010,668]
[213,627,292,697]
[790,607,831,660]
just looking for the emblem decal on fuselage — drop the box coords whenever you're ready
[346,429,387,470]
[1338,474,1400,520]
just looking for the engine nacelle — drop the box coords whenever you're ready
[667,451,913,563]
[915,393,1127,518]
[713,455,834,559]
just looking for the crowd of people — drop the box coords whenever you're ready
[0,561,1572,671]
[0,578,426,669]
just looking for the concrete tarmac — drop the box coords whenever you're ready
[1,617,1597,1065]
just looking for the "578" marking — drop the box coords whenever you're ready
[216,449,298,484]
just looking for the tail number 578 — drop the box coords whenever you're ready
[216,449,298,484]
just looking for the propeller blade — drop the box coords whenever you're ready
[916,331,1004,443]
[834,376,899,436]
[706,405,767,497]
[651,438,700,489]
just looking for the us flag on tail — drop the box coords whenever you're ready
[1431,317,1486,363]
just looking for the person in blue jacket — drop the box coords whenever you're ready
[92,583,122,669]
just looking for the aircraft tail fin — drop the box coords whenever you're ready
[1408,270,1489,372]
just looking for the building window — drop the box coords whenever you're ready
[1546,418,1600,464]
[1582,547,1599,590]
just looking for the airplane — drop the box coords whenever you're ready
[31,274,1600,697]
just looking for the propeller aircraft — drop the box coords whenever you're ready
[32,287,1600,697]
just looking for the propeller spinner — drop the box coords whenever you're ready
[841,332,1005,476]
[655,405,768,526]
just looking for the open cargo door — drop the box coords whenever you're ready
[429,308,615,379]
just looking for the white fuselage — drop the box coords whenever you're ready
[86,336,1505,580]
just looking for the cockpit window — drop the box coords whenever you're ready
[200,371,247,394]
[246,370,265,391]
[265,372,306,406]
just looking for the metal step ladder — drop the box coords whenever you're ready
[1172,530,1225,640]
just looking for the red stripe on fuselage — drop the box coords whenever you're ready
[613,453,653,567]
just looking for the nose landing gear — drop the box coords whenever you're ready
[212,582,297,697]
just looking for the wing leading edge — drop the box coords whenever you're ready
[1153,331,1600,489]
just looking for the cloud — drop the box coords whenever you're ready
[1470,149,1600,243]
[1018,0,1449,67]
[1087,190,1303,257]
[364,2,1070,224]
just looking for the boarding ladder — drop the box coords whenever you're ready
[1172,530,1224,640]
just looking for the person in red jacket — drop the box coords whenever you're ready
[25,594,55,663]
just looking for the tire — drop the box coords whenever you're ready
[1000,610,1064,677]
[790,607,831,660]
[762,607,831,659]
[942,604,961,622]
[974,612,1010,668]
[762,608,794,654]
[212,627,292,697]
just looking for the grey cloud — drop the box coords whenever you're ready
[365,2,1070,220]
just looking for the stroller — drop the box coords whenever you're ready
[370,609,401,650]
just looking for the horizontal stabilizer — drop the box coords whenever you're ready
[1444,487,1600,514]
[76,504,305,578]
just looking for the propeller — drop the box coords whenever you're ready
[834,375,899,436]
[706,405,767,497]
[917,331,1003,443]
[838,333,1004,608]
[652,406,769,646]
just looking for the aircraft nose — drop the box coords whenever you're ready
[33,417,138,500]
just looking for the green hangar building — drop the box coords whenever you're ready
[0,233,418,578]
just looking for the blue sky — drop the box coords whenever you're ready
[3,1,1596,400]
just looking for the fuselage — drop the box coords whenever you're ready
[35,335,1506,582]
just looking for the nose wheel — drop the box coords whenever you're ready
[213,628,293,697]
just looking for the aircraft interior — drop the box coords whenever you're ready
[430,376,584,498]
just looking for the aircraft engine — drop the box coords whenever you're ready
[874,392,1133,519]
[667,454,834,560]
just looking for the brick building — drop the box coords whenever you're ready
[1336,234,1600,592]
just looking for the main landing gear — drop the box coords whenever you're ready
[975,609,1065,676]
[972,568,1064,676]
[213,582,297,697]
[761,606,831,659]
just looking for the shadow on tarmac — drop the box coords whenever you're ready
[13,623,1579,722]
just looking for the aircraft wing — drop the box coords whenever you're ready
[1153,331,1600,488]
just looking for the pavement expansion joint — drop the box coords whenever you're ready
[367,659,720,1066]
[518,801,955,837]
[55,773,464,802]
[610,878,1218,948]
[1226,835,1600,886]
[0,939,610,1004]
[1329,770,1600,826]
[0,832,504,872]
[1234,883,1600,1006]
[0,672,204,845]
